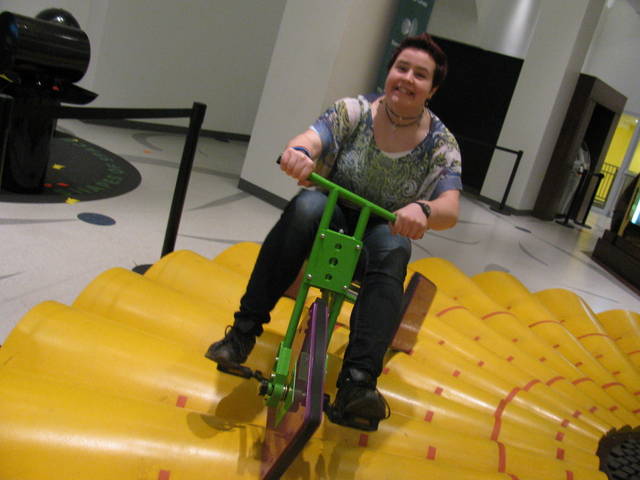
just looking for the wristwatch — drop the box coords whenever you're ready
[413,201,431,219]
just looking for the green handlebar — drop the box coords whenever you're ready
[308,172,397,223]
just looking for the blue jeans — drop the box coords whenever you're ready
[234,189,411,383]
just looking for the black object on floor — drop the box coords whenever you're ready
[0,132,141,203]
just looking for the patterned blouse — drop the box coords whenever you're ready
[311,94,462,212]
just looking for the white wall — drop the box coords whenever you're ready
[481,0,605,210]
[1,0,286,134]
[583,0,640,114]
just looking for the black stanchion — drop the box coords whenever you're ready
[5,100,208,274]
[454,134,523,216]
[161,102,207,257]
[0,94,14,190]
[490,149,524,216]
[555,171,588,229]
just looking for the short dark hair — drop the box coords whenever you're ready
[387,33,448,90]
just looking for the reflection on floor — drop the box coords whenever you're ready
[1,119,638,343]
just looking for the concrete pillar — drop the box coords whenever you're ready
[239,0,396,205]
[480,0,605,212]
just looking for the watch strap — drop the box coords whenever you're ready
[413,201,431,219]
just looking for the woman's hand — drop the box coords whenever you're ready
[279,147,316,187]
[391,202,428,239]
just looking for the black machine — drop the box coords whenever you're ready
[0,9,97,192]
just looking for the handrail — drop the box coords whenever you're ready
[308,172,396,223]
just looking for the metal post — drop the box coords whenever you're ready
[0,94,14,191]
[161,102,207,257]
[491,149,523,215]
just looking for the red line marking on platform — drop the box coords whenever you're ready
[436,306,467,317]
[610,406,619,412]
[482,311,515,320]
[426,445,437,460]
[555,431,565,442]
[438,340,445,345]
[492,395,514,441]
[176,395,188,408]
[572,410,581,418]
[556,448,565,460]
[546,376,565,386]
[577,333,611,340]
[512,338,519,343]
[561,419,570,428]
[528,320,562,328]
[435,387,444,396]
[158,471,171,480]
[497,442,506,472]
[358,434,368,447]
[634,392,640,396]
[424,410,434,422]
[566,471,574,480]
[539,357,547,362]
[505,388,520,403]
[478,360,485,367]
[602,382,624,389]
[574,361,583,367]
[408,348,414,355]
[508,475,520,480]
[572,377,593,385]
[452,370,461,377]
[612,370,621,376]
[595,354,604,359]
[491,414,503,441]
[474,336,481,341]
[524,379,541,391]
[589,406,598,413]
[506,356,514,362]
[382,367,390,375]
[552,344,560,349]
[633,409,640,414]
[627,350,640,356]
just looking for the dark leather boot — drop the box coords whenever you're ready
[205,326,256,368]
[327,367,389,431]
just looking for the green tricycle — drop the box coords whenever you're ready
[217,171,435,480]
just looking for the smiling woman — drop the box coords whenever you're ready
[205,33,463,431]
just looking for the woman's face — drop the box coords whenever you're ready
[384,47,438,110]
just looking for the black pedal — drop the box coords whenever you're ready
[216,362,255,379]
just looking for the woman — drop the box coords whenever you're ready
[206,33,462,431]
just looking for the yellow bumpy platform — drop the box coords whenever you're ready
[1,242,638,479]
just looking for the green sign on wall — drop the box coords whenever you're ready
[375,0,436,93]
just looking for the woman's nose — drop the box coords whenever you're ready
[401,70,414,82]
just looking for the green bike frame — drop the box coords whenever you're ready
[263,173,396,424]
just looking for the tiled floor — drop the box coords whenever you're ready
[1,120,638,343]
